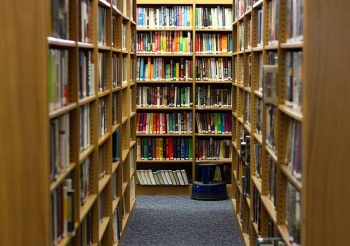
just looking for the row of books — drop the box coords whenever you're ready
[137,6,194,29]
[286,0,304,43]
[136,169,189,186]
[97,52,108,92]
[195,86,232,108]
[286,181,301,245]
[49,49,69,112]
[195,7,233,29]
[244,92,251,125]
[79,210,92,246]
[136,85,193,108]
[195,57,232,81]
[98,98,107,138]
[80,104,91,152]
[195,33,233,54]
[254,143,262,179]
[51,178,75,246]
[137,57,193,82]
[285,119,302,181]
[136,112,193,134]
[80,158,90,206]
[51,0,69,39]
[79,0,92,43]
[195,138,232,160]
[137,137,193,161]
[252,185,261,234]
[79,50,95,99]
[285,51,303,112]
[234,0,245,19]
[268,156,277,206]
[50,113,70,182]
[195,112,232,134]
[266,105,277,150]
[112,54,120,88]
[137,31,193,54]
[98,6,107,46]
[268,0,279,45]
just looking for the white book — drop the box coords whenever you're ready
[176,170,185,185]
[181,170,189,185]
[148,169,156,185]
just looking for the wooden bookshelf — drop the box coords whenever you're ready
[0,0,136,245]
[135,0,234,192]
[231,0,350,246]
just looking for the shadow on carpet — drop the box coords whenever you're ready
[122,195,243,246]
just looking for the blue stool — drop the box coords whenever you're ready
[191,162,228,200]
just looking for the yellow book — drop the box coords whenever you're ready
[159,138,163,160]
[175,62,179,81]
[149,113,153,133]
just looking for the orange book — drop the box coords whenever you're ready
[153,113,157,133]
[221,34,228,54]
[147,57,151,80]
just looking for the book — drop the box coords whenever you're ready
[262,65,278,105]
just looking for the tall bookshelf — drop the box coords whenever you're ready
[230,0,350,246]
[135,0,233,194]
[0,0,136,245]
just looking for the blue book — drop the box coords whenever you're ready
[140,57,144,80]
[138,7,144,27]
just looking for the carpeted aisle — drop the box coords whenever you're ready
[122,195,243,246]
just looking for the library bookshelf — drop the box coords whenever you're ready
[135,0,234,194]
[1,0,136,245]
[230,0,350,246]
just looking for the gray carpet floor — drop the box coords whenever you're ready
[122,195,243,246]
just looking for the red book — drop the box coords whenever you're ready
[169,138,174,160]
[136,113,141,133]
[156,113,160,133]
[225,113,229,133]
[162,113,166,133]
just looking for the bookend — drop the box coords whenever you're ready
[191,162,228,201]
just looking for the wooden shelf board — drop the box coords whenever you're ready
[136,53,193,57]
[112,123,120,133]
[98,132,111,146]
[98,174,111,193]
[251,175,262,194]
[77,42,94,48]
[238,117,244,124]
[254,133,262,145]
[196,159,232,163]
[196,80,232,84]
[244,124,251,133]
[122,149,129,162]
[266,146,278,163]
[136,133,192,137]
[243,233,250,246]
[130,140,136,148]
[277,224,293,246]
[122,116,128,124]
[130,111,136,118]
[47,37,76,46]
[136,185,192,195]
[254,90,263,98]
[195,106,232,110]
[136,159,193,163]
[56,234,72,246]
[112,161,120,174]
[98,89,111,98]
[280,164,302,191]
[112,47,122,52]
[245,196,250,209]
[252,46,263,52]
[233,170,237,180]
[195,133,232,137]
[253,0,264,8]
[244,48,252,53]
[252,221,260,237]
[278,104,303,122]
[238,83,244,88]
[50,162,76,191]
[49,103,77,119]
[79,145,94,164]
[233,112,238,118]
[265,44,279,50]
[232,140,238,150]
[80,194,97,221]
[260,195,277,224]
[99,0,110,7]
[244,86,252,93]
[78,95,96,105]
[112,197,121,212]
[98,217,110,242]
[244,7,252,16]
[112,86,121,92]
[136,106,193,110]
[137,27,193,31]
[136,80,194,84]
[122,182,128,195]
[280,42,303,49]
[98,45,111,50]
